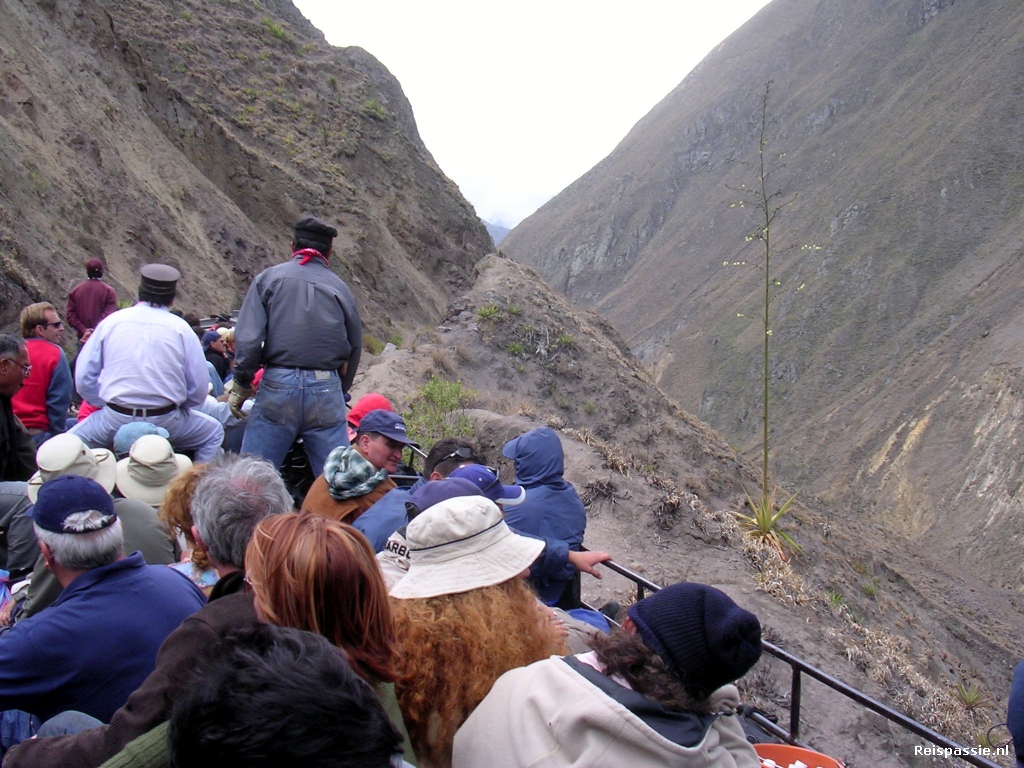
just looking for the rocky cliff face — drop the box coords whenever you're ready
[0,0,491,336]
[504,0,1024,588]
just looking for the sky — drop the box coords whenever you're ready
[294,1,773,229]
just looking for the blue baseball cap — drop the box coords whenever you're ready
[405,477,480,520]
[357,409,419,447]
[448,464,526,507]
[28,475,117,534]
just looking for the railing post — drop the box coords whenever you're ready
[790,668,802,741]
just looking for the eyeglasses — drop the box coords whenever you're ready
[0,357,31,376]
[40,321,64,329]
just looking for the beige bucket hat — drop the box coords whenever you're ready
[389,495,544,600]
[114,434,192,506]
[27,433,116,503]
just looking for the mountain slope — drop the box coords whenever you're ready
[503,0,1024,587]
[0,0,491,337]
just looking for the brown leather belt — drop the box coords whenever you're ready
[107,402,177,417]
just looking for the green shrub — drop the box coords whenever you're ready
[476,304,500,321]
[389,332,403,348]
[363,335,384,355]
[405,376,475,451]
[505,304,522,316]
[261,18,290,41]
[506,341,523,356]
[361,98,388,121]
[555,333,576,348]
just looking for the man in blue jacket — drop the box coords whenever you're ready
[502,427,588,605]
[0,475,205,727]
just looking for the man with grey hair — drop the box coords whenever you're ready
[0,475,204,729]
[2,454,294,768]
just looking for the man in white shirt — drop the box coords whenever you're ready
[69,265,223,462]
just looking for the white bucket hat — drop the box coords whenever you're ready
[27,434,116,503]
[390,495,544,600]
[114,434,192,506]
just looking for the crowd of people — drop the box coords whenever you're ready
[0,216,773,767]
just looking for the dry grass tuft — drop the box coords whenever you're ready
[743,537,810,606]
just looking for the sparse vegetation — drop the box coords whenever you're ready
[554,332,576,348]
[389,332,403,348]
[505,304,522,316]
[955,680,992,713]
[360,98,388,121]
[734,486,800,560]
[826,588,845,608]
[582,401,596,415]
[363,334,384,355]
[728,80,804,554]
[476,304,501,321]
[861,577,880,598]
[506,341,523,356]
[260,17,290,41]
[405,376,475,451]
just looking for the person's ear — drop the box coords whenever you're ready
[428,471,444,481]
[621,616,637,634]
[39,541,54,569]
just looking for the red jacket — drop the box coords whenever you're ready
[11,337,72,432]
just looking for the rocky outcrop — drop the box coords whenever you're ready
[0,0,491,335]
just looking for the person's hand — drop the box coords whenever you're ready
[0,598,15,627]
[567,550,612,578]
[228,385,253,419]
[81,328,93,343]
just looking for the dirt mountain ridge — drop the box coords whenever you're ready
[502,0,1024,590]
[0,0,491,339]
[358,256,1022,766]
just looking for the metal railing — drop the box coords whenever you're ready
[580,549,1004,768]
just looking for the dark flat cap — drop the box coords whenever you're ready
[140,264,180,296]
[294,216,337,247]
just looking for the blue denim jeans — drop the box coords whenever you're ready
[240,368,348,476]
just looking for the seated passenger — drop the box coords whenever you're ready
[302,410,418,525]
[502,427,587,605]
[355,437,485,553]
[113,434,192,507]
[0,476,205,725]
[453,582,763,768]
[244,512,417,764]
[168,624,405,768]
[347,392,395,444]
[390,495,566,767]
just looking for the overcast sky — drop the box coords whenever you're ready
[294,1,772,229]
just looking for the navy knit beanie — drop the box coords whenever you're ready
[627,582,762,697]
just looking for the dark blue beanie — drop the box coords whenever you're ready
[627,582,762,697]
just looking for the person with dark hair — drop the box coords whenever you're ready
[0,333,36,482]
[1,454,293,768]
[66,259,117,347]
[453,582,763,768]
[167,625,405,768]
[230,216,362,476]
[200,330,229,383]
[12,302,72,447]
[353,437,486,553]
[0,475,204,728]
[69,264,223,462]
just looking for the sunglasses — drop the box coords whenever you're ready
[438,446,477,463]
[40,321,64,329]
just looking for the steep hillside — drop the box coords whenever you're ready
[503,0,1024,588]
[0,0,491,337]
[355,256,1024,766]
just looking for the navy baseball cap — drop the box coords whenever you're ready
[405,477,480,520]
[448,464,526,507]
[29,474,117,534]
[358,409,419,447]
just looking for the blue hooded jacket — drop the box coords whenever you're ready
[502,428,586,604]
